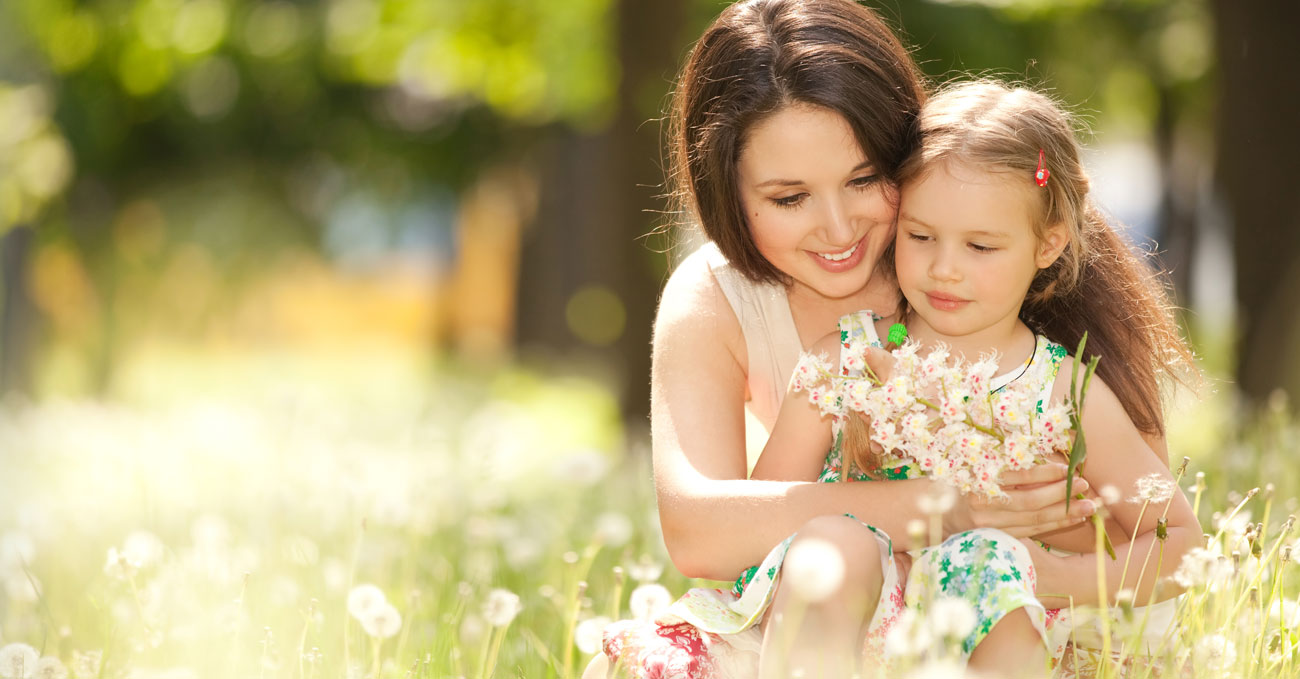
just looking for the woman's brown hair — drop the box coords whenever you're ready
[669,0,926,284]
[846,81,1198,478]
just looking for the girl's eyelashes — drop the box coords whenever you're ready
[906,232,931,242]
[969,243,997,253]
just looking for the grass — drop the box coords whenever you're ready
[1,350,1298,678]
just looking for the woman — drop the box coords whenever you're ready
[589,0,1098,675]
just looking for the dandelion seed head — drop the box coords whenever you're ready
[121,530,165,569]
[70,650,100,679]
[0,643,38,679]
[481,588,522,627]
[1192,634,1236,671]
[359,602,402,639]
[459,614,486,645]
[551,450,611,486]
[593,512,633,548]
[346,584,388,620]
[783,537,845,603]
[929,597,977,640]
[1131,474,1176,504]
[628,583,671,621]
[628,557,663,584]
[34,657,68,679]
[1174,547,1234,589]
[1099,485,1122,506]
[574,616,611,655]
[917,483,956,516]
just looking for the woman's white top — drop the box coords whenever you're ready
[699,242,802,432]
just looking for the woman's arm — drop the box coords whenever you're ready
[651,254,1098,580]
[749,332,839,481]
[1028,375,1203,607]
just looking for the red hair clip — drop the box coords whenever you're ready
[1035,149,1050,187]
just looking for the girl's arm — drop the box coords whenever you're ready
[651,252,1098,581]
[1028,369,1203,607]
[749,331,839,481]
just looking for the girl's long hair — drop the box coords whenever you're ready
[844,80,1197,478]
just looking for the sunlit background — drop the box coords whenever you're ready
[1,0,1297,677]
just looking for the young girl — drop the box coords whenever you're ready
[657,80,1203,678]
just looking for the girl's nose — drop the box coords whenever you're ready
[929,247,961,281]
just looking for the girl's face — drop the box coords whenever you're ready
[736,104,898,303]
[895,161,1065,344]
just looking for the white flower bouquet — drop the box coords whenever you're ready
[793,332,1099,506]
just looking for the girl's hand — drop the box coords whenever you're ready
[945,463,1096,538]
[1018,538,1078,609]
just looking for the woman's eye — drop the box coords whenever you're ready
[771,194,807,208]
[849,175,879,189]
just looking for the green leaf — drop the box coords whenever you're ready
[1064,332,1100,509]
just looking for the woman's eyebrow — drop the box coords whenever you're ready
[754,161,875,189]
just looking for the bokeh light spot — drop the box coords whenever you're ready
[565,286,625,347]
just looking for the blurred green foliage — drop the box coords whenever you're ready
[0,0,1217,399]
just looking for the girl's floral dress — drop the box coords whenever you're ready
[602,311,1171,678]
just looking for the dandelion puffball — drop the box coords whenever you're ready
[481,588,522,627]
[593,512,634,548]
[628,583,672,621]
[0,642,39,679]
[32,656,67,679]
[782,537,845,603]
[346,584,388,620]
[574,616,611,655]
[359,602,402,639]
[929,597,977,641]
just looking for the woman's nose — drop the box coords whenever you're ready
[818,198,856,247]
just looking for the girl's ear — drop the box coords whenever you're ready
[1036,223,1069,269]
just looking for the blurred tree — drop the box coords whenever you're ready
[515,0,688,425]
[1213,0,1300,406]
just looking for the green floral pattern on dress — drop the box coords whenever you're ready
[665,312,1170,676]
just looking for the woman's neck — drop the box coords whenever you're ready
[786,274,901,348]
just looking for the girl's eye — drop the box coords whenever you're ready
[969,243,997,253]
[907,233,931,242]
[771,193,807,208]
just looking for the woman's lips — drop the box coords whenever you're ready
[808,237,866,273]
[925,292,970,312]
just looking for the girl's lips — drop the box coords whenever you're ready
[808,237,867,273]
[925,292,970,312]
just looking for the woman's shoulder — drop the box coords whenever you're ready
[655,243,744,353]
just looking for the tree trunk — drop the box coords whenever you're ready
[0,225,35,397]
[1213,0,1300,406]
[515,0,687,429]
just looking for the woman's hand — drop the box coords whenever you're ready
[945,463,1097,538]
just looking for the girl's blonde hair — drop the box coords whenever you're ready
[843,80,1197,479]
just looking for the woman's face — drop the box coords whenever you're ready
[736,103,898,303]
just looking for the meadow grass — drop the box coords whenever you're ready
[0,350,1298,678]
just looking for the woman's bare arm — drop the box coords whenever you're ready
[651,253,1098,580]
